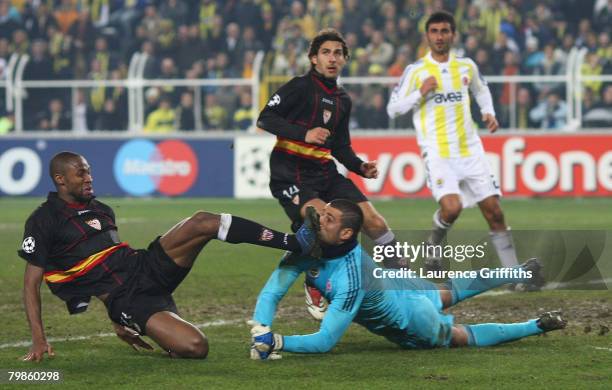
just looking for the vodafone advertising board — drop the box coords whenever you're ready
[346,134,612,198]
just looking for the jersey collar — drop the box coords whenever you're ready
[426,51,456,65]
[47,191,93,211]
[321,238,358,259]
[310,69,338,94]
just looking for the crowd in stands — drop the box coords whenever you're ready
[0,0,611,133]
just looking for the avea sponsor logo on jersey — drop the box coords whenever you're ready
[433,91,463,104]
[113,139,198,196]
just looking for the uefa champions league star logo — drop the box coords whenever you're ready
[22,236,36,253]
[267,94,281,107]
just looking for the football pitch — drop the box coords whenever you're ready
[0,197,610,389]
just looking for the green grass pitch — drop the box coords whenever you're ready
[0,197,611,389]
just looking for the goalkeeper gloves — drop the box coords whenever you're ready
[249,321,283,360]
[304,282,328,321]
[295,206,322,258]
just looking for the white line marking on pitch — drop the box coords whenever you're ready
[0,319,244,349]
[592,346,612,352]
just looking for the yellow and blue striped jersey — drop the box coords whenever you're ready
[387,52,495,159]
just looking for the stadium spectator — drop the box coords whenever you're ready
[140,39,159,79]
[198,0,218,40]
[223,22,242,70]
[227,0,261,31]
[596,32,612,72]
[238,26,264,62]
[54,0,78,34]
[23,39,54,127]
[0,0,20,40]
[288,0,316,40]
[156,19,177,59]
[347,48,369,77]
[203,93,228,130]
[12,28,29,55]
[37,98,71,131]
[594,0,612,32]
[530,90,568,129]
[159,0,189,27]
[47,24,73,79]
[387,45,411,77]
[157,57,180,104]
[22,2,58,41]
[90,37,118,76]
[94,99,122,131]
[176,91,195,131]
[343,0,366,36]
[499,51,521,127]
[358,91,389,129]
[257,4,277,52]
[1,0,610,131]
[514,87,538,129]
[533,43,565,93]
[582,51,604,96]
[584,84,612,127]
[174,24,205,74]
[144,95,175,133]
[139,4,162,41]
[232,90,254,131]
[366,30,394,67]
[68,8,96,78]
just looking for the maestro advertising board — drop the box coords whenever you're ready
[0,139,233,197]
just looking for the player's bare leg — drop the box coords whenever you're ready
[358,201,406,268]
[478,195,519,269]
[438,194,463,224]
[159,211,221,268]
[478,195,507,231]
[145,311,208,358]
[426,194,462,271]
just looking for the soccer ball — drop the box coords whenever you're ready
[22,236,36,254]
[239,146,271,190]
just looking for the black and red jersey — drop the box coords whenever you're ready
[257,70,364,184]
[18,192,134,314]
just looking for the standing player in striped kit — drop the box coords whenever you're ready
[387,11,529,286]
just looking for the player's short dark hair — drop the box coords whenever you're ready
[49,151,82,181]
[308,28,350,64]
[425,11,456,33]
[329,199,363,239]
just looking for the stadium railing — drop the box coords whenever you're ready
[3,47,611,134]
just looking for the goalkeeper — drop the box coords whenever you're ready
[250,200,565,359]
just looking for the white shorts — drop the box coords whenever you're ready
[423,151,501,208]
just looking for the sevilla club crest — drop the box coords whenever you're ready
[323,109,332,124]
[86,218,102,230]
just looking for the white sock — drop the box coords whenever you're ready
[489,229,519,267]
[428,209,452,245]
[217,213,232,241]
[374,230,395,246]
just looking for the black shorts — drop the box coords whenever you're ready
[270,173,368,231]
[105,237,190,335]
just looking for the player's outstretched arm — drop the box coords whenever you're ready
[22,263,54,362]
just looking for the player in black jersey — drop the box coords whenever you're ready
[19,151,320,361]
[257,29,404,319]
